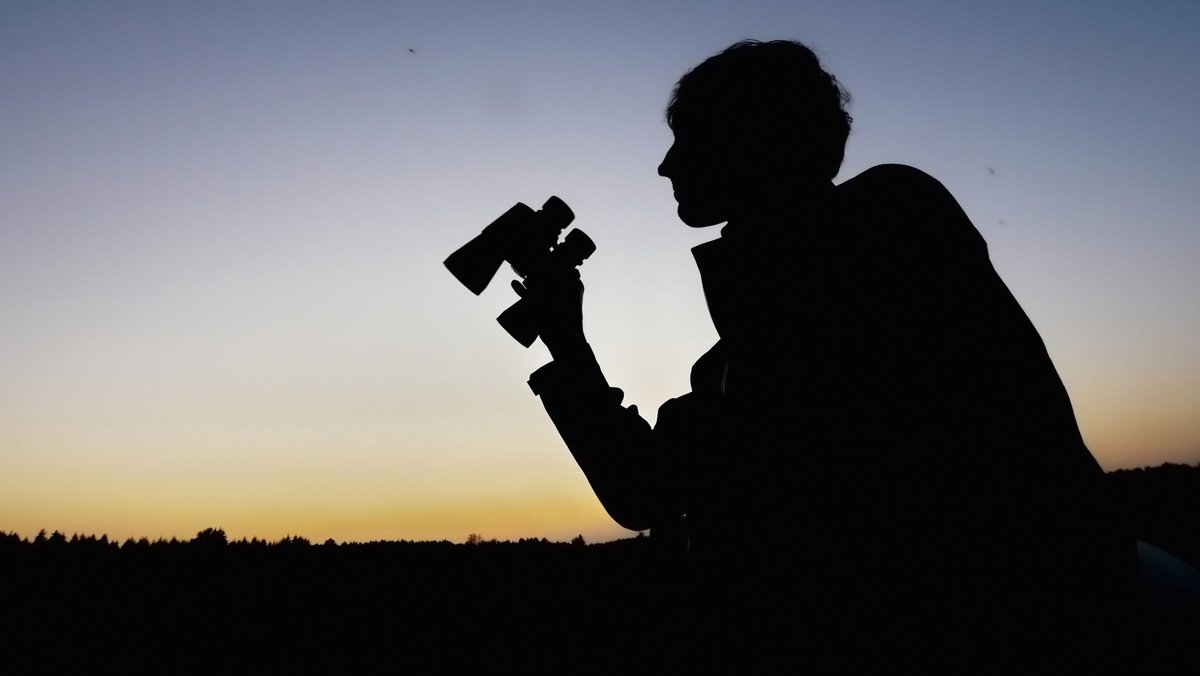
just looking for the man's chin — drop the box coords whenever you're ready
[677,204,725,228]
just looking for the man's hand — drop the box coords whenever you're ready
[514,268,587,360]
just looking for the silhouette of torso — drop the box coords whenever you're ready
[529,164,1135,662]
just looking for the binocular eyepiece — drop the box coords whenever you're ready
[445,196,595,347]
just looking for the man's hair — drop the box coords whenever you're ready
[666,40,852,181]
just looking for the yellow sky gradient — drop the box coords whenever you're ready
[3,3,1197,544]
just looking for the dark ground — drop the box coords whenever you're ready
[3,463,1198,672]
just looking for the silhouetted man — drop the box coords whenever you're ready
[523,40,1135,667]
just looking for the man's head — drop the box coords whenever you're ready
[658,40,852,227]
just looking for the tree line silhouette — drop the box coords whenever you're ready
[3,463,1197,670]
[1,526,654,670]
[1107,462,1200,571]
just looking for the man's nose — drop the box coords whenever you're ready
[657,143,675,177]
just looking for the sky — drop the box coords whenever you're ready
[2,1,1198,545]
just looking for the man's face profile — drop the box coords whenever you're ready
[658,137,729,228]
[657,108,750,229]
[658,106,791,229]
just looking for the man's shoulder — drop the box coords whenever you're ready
[835,164,982,250]
[837,163,949,201]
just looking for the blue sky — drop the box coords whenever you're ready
[2,1,1198,543]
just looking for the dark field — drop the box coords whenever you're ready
[4,463,1198,671]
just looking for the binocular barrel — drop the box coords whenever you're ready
[445,196,594,347]
[444,196,574,295]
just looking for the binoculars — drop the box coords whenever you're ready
[445,196,595,347]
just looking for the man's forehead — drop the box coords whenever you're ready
[670,103,763,141]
